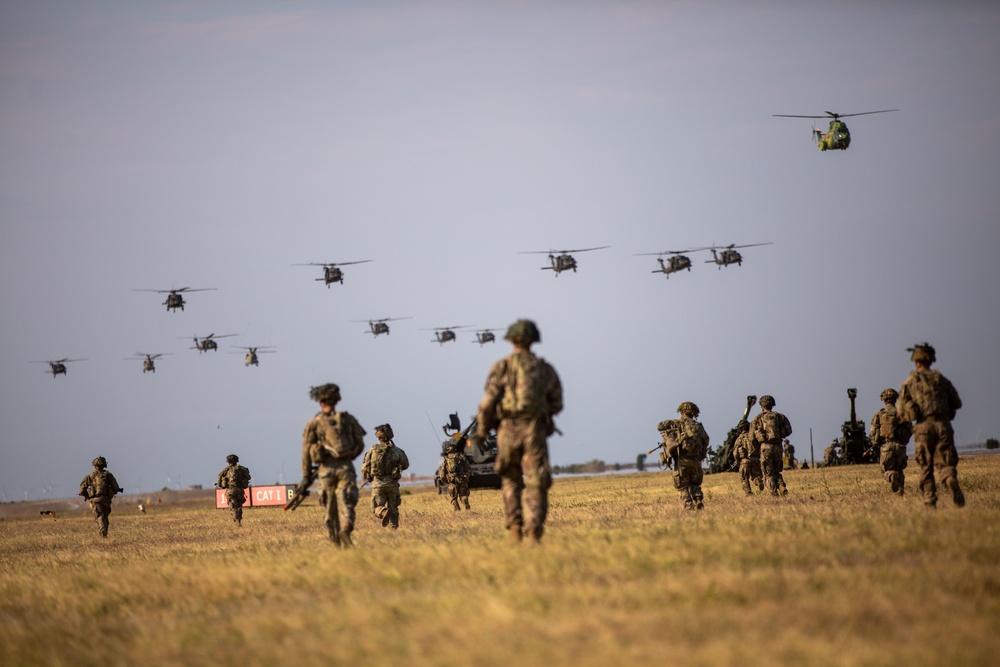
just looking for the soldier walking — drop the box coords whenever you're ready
[657,402,710,509]
[869,389,912,496]
[79,456,124,537]
[361,423,409,529]
[477,319,563,544]
[897,343,964,508]
[442,438,472,511]
[301,383,367,546]
[733,420,764,495]
[750,395,792,496]
[216,454,252,525]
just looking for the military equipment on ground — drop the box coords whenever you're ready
[231,346,276,366]
[183,333,237,352]
[473,329,502,345]
[123,352,171,373]
[705,243,773,269]
[707,395,757,473]
[772,109,898,151]
[133,287,216,311]
[284,466,318,511]
[292,260,373,287]
[29,358,87,377]
[518,246,610,276]
[421,325,473,345]
[835,388,877,464]
[635,248,709,279]
[434,412,501,491]
[351,317,412,337]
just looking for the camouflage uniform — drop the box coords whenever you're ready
[897,344,964,508]
[216,454,252,525]
[750,395,792,496]
[78,456,123,537]
[443,444,472,511]
[782,440,796,469]
[302,384,367,546]
[733,422,763,495]
[869,389,912,496]
[361,424,410,529]
[658,402,710,509]
[477,320,563,543]
[824,442,840,467]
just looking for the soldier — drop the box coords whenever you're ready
[657,402,710,509]
[897,343,964,508]
[216,454,252,525]
[442,438,473,511]
[301,383,367,546]
[360,423,409,529]
[869,388,912,496]
[78,456,124,538]
[782,439,797,469]
[824,441,841,467]
[732,420,763,495]
[750,395,792,496]
[477,319,563,543]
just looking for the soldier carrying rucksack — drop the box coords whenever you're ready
[361,423,409,529]
[658,401,710,510]
[442,438,472,511]
[216,454,252,525]
[750,395,792,496]
[869,388,912,496]
[79,456,124,538]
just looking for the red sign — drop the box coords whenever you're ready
[215,486,294,509]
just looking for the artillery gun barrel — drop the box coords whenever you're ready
[847,388,858,427]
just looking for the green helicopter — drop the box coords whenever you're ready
[773,109,898,151]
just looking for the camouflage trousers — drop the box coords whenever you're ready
[673,458,705,509]
[226,490,247,524]
[318,459,359,545]
[760,443,787,496]
[913,419,964,508]
[90,499,113,537]
[738,457,764,495]
[495,418,552,541]
[448,480,471,510]
[879,442,908,495]
[371,481,401,529]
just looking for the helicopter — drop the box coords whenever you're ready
[705,242,773,269]
[422,325,473,345]
[472,329,502,346]
[183,333,238,353]
[519,246,610,276]
[351,317,412,337]
[124,353,171,373]
[634,248,708,278]
[231,346,276,367]
[29,358,87,377]
[133,287,217,311]
[292,260,373,287]
[772,109,898,151]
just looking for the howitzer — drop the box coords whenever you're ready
[709,395,756,473]
[284,467,318,511]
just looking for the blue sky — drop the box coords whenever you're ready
[1,1,998,500]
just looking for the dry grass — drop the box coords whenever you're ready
[2,455,999,667]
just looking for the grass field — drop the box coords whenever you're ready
[2,455,999,667]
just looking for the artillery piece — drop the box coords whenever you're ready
[836,388,877,464]
[433,413,501,491]
[707,395,756,473]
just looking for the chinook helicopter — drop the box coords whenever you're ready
[133,287,217,312]
[519,246,610,276]
[422,325,473,345]
[124,353,171,373]
[635,248,708,278]
[352,317,411,337]
[705,242,773,269]
[772,109,898,151]
[29,358,87,377]
[472,329,502,345]
[231,346,276,366]
[183,333,237,353]
[292,260,373,287]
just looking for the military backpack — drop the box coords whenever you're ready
[878,406,912,444]
[757,412,790,443]
[90,470,118,500]
[500,353,549,417]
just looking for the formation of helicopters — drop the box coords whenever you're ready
[634,242,774,278]
[772,109,898,151]
[293,260,373,287]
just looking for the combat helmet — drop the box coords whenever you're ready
[92,456,107,469]
[226,454,239,464]
[676,401,700,417]
[374,423,394,441]
[737,419,750,433]
[759,395,775,409]
[309,383,341,404]
[505,319,541,344]
[879,388,899,403]
[907,343,936,364]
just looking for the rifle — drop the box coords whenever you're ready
[284,466,318,511]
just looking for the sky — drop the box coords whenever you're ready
[1,1,998,502]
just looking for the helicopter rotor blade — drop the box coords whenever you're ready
[833,109,899,118]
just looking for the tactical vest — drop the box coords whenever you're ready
[91,471,115,500]
[677,419,708,460]
[226,465,251,489]
[758,412,788,443]
[500,353,548,417]
[314,412,365,460]
[370,444,392,479]
[907,370,956,421]
[878,407,911,444]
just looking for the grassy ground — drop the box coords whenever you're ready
[2,455,999,667]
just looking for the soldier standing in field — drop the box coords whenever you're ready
[869,388,912,496]
[657,402,710,509]
[897,343,964,509]
[442,438,472,511]
[216,454,252,525]
[750,395,792,496]
[301,383,367,546]
[477,319,563,544]
[733,420,764,495]
[783,439,797,469]
[78,456,124,538]
[361,424,409,529]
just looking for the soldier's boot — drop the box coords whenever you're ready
[525,526,543,545]
[326,520,342,546]
[338,531,354,549]
[381,512,391,527]
[755,478,764,492]
[464,499,471,510]
[508,525,523,542]
[452,501,461,511]
[944,476,965,508]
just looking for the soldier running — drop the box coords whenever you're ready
[361,423,409,529]
[216,454,252,525]
[79,456,124,537]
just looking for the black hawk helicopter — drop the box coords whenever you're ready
[472,329,502,346]
[422,325,473,345]
[183,333,238,353]
[124,353,171,373]
[133,287,217,311]
[519,246,610,276]
[705,242,773,269]
[30,358,87,377]
[351,317,412,337]
[231,346,276,366]
[292,260,373,287]
[635,248,708,278]
[772,109,898,151]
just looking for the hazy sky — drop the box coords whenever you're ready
[2,1,998,501]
